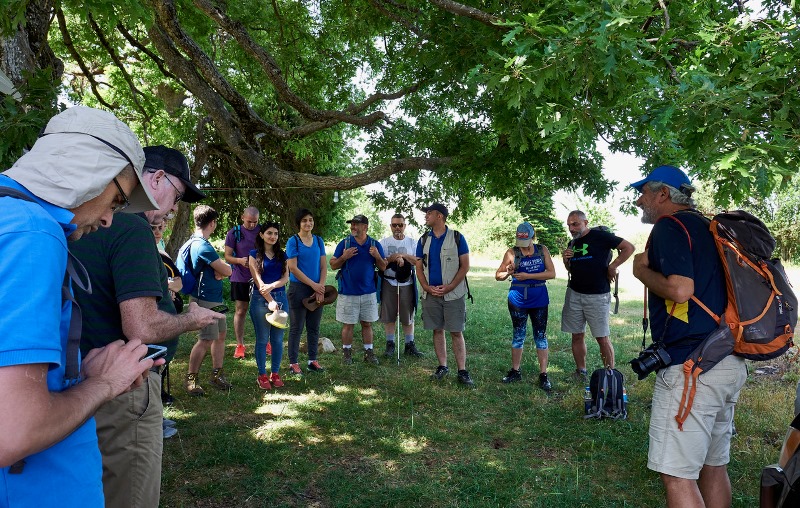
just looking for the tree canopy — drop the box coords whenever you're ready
[2,0,798,227]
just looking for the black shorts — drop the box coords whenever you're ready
[230,281,252,302]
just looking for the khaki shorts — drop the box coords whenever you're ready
[647,354,747,479]
[380,283,415,325]
[336,293,379,324]
[421,295,466,332]
[190,297,227,340]
[560,288,611,337]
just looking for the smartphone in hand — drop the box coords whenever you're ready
[210,305,228,313]
[143,344,168,361]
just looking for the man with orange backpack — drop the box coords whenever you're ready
[631,165,747,508]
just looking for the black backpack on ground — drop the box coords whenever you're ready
[584,367,627,420]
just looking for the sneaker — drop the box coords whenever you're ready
[404,341,424,357]
[431,365,449,380]
[234,344,246,359]
[161,392,175,406]
[288,363,303,376]
[364,348,379,365]
[343,348,353,365]
[307,360,325,373]
[257,374,272,390]
[384,341,396,357]
[457,369,475,387]
[270,373,284,388]
[163,418,176,429]
[539,373,552,392]
[184,373,205,396]
[163,426,178,439]
[266,342,272,356]
[209,368,232,390]
[573,369,588,383]
[502,369,522,383]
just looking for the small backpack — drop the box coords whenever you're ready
[659,210,797,429]
[584,367,627,420]
[176,236,204,295]
[335,235,378,293]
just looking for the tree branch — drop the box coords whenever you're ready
[428,0,503,28]
[55,7,115,109]
[368,0,421,36]
[87,13,147,116]
[657,0,670,34]
[116,23,184,86]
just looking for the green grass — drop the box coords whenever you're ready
[161,261,798,507]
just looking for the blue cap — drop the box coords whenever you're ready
[630,165,692,193]
[515,222,535,247]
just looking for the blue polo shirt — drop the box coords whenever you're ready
[191,236,224,303]
[333,235,385,295]
[415,227,469,286]
[0,175,104,507]
[286,234,326,285]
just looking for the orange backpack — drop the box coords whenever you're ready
[660,211,796,430]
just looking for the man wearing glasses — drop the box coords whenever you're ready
[379,214,424,358]
[70,145,222,508]
[0,106,166,506]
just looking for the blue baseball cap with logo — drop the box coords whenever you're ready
[515,222,535,247]
[630,165,692,193]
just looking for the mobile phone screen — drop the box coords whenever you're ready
[143,344,168,361]
[210,305,228,313]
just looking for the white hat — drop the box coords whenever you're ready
[3,106,158,212]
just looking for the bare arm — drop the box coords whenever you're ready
[210,258,232,278]
[224,245,248,268]
[120,298,223,342]
[0,339,155,467]
[495,249,516,281]
[610,239,636,271]
[632,251,694,303]
[415,257,431,293]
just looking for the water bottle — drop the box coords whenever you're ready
[584,386,592,414]
[622,388,628,409]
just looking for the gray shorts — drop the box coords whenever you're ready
[422,295,466,332]
[560,288,611,337]
[336,293,379,324]
[647,355,747,479]
[190,297,227,340]
[380,283,415,325]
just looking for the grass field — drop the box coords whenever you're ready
[161,256,800,507]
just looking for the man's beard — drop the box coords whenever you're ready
[640,205,658,224]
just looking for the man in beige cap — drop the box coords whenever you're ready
[0,106,163,507]
[70,145,222,508]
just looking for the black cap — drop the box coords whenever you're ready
[422,202,448,218]
[346,214,369,225]
[143,145,206,203]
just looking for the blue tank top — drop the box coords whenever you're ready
[508,245,549,308]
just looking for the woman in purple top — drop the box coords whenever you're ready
[248,222,289,390]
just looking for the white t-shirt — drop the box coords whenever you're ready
[379,235,417,287]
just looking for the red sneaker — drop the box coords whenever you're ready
[257,374,271,390]
[234,344,246,359]
[270,373,284,388]
[288,363,302,376]
[266,342,272,356]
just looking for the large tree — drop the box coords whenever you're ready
[2,0,798,228]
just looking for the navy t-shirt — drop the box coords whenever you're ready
[647,211,726,364]
[333,235,385,295]
[249,248,286,286]
[567,229,623,294]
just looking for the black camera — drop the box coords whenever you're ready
[630,343,672,380]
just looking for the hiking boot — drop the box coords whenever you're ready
[257,374,272,390]
[539,373,552,392]
[234,344,246,359]
[209,368,232,390]
[573,369,588,383]
[184,373,205,396]
[431,365,449,380]
[266,342,272,356]
[307,360,325,373]
[364,348,379,365]
[457,369,475,387]
[288,363,303,376]
[384,341,396,357]
[404,341,424,357]
[343,348,353,365]
[502,369,522,383]
[270,373,284,388]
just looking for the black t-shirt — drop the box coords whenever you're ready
[647,211,726,364]
[567,229,623,294]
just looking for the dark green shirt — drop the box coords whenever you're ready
[70,213,178,356]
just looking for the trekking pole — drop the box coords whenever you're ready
[396,279,401,366]
[641,286,649,351]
